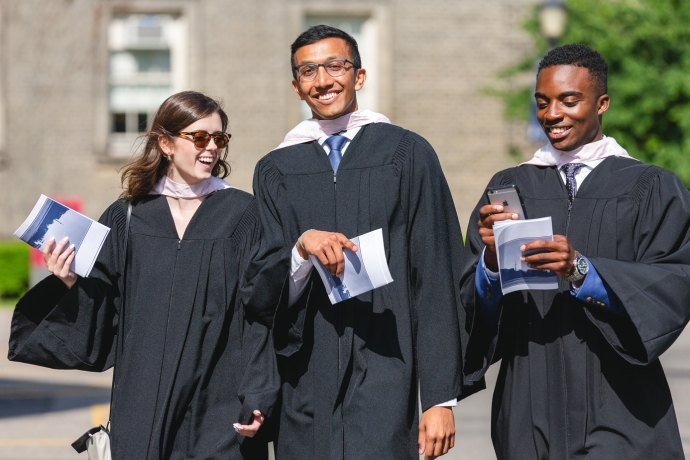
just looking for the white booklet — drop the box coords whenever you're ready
[310,228,394,304]
[14,195,110,277]
[494,217,559,294]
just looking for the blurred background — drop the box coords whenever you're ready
[1,0,690,458]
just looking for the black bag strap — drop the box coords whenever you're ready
[106,200,131,431]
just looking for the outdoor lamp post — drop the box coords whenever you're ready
[538,0,568,49]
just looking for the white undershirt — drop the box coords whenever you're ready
[287,126,457,408]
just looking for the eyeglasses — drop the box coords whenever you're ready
[293,58,358,81]
[178,131,231,149]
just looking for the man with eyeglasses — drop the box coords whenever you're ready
[247,25,475,460]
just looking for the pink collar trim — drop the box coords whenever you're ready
[274,109,391,150]
[150,176,233,199]
[520,136,635,166]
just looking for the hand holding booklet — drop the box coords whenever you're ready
[310,228,394,304]
[14,195,110,278]
[493,217,559,294]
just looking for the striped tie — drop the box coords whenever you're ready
[560,163,586,213]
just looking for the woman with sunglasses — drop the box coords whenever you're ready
[8,91,280,459]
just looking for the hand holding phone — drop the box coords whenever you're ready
[479,185,527,272]
[485,185,527,220]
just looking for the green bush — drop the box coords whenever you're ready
[0,241,29,299]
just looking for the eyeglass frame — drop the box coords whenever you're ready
[293,58,359,81]
[177,131,232,149]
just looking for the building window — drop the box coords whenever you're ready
[300,15,379,120]
[107,13,186,157]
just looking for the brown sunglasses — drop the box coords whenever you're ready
[178,131,231,149]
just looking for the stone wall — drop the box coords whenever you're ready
[0,0,540,238]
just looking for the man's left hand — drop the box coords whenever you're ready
[520,234,576,278]
[418,406,455,460]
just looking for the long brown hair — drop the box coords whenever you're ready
[120,91,231,201]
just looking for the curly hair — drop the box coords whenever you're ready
[538,44,608,95]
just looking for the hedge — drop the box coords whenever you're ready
[0,241,29,299]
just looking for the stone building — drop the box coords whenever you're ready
[0,0,540,238]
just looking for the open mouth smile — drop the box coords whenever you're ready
[313,91,341,105]
[544,125,572,139]
[198,156,215,166]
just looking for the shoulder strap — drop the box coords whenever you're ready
[107,201,131,430]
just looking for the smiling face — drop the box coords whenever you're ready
[535,65,610,151]
[159,112,223,185]
[291,37,366,120]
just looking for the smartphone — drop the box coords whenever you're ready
[486,184,527,220]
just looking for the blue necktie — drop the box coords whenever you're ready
[325,134,347,173]
[560,163,586,213]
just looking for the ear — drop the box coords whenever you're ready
[291,79,305,101]
[354,68,367,91]
[158,134,174,156]
[596,94,610,116]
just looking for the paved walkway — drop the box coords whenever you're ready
[0,307,688,459]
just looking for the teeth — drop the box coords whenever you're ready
[317,92,337,100]
[198,157,213,164]
[549,127,569,134]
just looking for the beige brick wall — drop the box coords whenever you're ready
[0,0,541,238]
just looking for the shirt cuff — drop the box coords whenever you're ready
[475,248,503,327]
[434,398,457,407]
[571,257,627,316]
[287,245,314,307]
[290,245,313,279]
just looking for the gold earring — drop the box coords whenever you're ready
[165,154,172,161]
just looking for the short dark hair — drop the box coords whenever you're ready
[290,25,361,80]
[537,44,608,95]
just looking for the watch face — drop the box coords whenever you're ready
[577,256,589,275]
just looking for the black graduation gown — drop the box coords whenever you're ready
[461,156,690,459]
[8,189,280,460]
[251,123,472,460]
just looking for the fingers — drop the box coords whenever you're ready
[478,205,519,229]
[419,407,455,460]
[42,236,56,263]
[302,231,355,276]
[233,411,265,438]
[520,235,576,277]
[338,234,358,253]
[43,237,78,288]
[418,423,426,456]
[58,247,76,278]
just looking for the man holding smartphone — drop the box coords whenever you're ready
[461,44,690,459]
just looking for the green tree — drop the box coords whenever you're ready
[499,0,690,185]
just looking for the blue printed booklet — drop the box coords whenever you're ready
[310,228,394,304]
[14,195,110,277]
[493,216,559,294]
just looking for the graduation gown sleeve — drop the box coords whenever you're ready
[7,201,126,371]
[459,170,508,382]
[235,200,280,423]
[403,134,465,408]
[585,168,690,364]
[240,158,292,329]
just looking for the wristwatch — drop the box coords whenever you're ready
[565,252,589,283]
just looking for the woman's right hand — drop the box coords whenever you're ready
[42,237,77,289]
